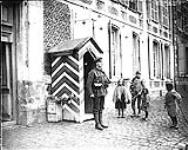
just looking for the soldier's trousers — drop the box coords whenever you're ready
[131,95,141,114]
[93,96,105,113]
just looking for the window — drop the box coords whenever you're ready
[109,24,121,78]
[137,0,143,13]
[133,33,141,73]
[1,5,8,22]
[151,1,159,22]
[111,26,119,76]
[183,14,188,32]
[2,44,8,87]
[162,0,169,27]
[129,0,137,10]
[186,47,188,74]
[153,41,161,79]
[163,46,170,78]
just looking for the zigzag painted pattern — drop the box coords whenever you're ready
[51,55,80,116]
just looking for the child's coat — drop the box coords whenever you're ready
[113,85,131,104]
[165,90,182,117]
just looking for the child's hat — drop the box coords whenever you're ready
[165,80,173,85]
[136,71,141,75]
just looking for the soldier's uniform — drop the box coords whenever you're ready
[86,58,110,130]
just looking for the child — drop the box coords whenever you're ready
[164,81,182,129]
[122,78,131,105]
[113,79,131,118]
[140,80,150,120]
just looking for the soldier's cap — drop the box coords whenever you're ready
[136,71,141,75]
[94,57,102,63]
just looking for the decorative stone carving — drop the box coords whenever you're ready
[129,15,137,24]
[108,6,119,16]
[96,0,105,10]
[153,26,158,33]
[121,11,127,21]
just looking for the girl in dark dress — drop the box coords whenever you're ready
[113,79,131,118]
[140,80,150,120]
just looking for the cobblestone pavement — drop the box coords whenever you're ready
[2,86,188,150]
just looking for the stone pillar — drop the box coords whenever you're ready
[17,1,49,125]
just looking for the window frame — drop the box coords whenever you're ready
[163,45,171,79]
[109,24,120,78]
[150,1,159,23]
[132,32,141,74]
[161,0,169,27]
[153,41,162,79]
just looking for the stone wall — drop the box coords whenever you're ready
[17,80,48,125]
[43,0,71,52]
[43,0,71,75]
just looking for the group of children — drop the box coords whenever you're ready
[113,78,150,121]
[112,72,182,129]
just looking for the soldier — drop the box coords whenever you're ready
[86,57,110,130]
[130,71,143,117]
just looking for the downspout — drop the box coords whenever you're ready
[120,33,122,78]
[108,21,112,79]
[172,0,177,89]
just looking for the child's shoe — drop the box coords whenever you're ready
[142,117,147,121]
[130,113,136,118]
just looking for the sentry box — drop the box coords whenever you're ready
[48,37,103,123]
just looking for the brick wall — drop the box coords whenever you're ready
[43,0,71,52]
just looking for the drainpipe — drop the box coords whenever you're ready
[120,33,122,78]
[172,0,177,89]
[25,0,29,69]
[108,21,112,79]
[91,18,96,39]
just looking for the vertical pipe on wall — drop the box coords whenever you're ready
[26,0,29,68]
[148,36,151,79]
[119,33,122,78]
[108,21,112,79]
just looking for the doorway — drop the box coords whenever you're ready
[1,42,14,122]
[84,51,95,113]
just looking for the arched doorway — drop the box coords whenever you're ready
[84,51,95,113]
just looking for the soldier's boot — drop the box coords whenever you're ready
[121,109,125,118]
[99,111,108,129]
[94,112,103,130]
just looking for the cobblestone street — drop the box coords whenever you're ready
[2,85,188,150]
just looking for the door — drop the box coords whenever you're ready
[84,52,95,113]
[1,42,13,122]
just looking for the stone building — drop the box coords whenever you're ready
[172,0,188,117]
[1,0,174,125]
